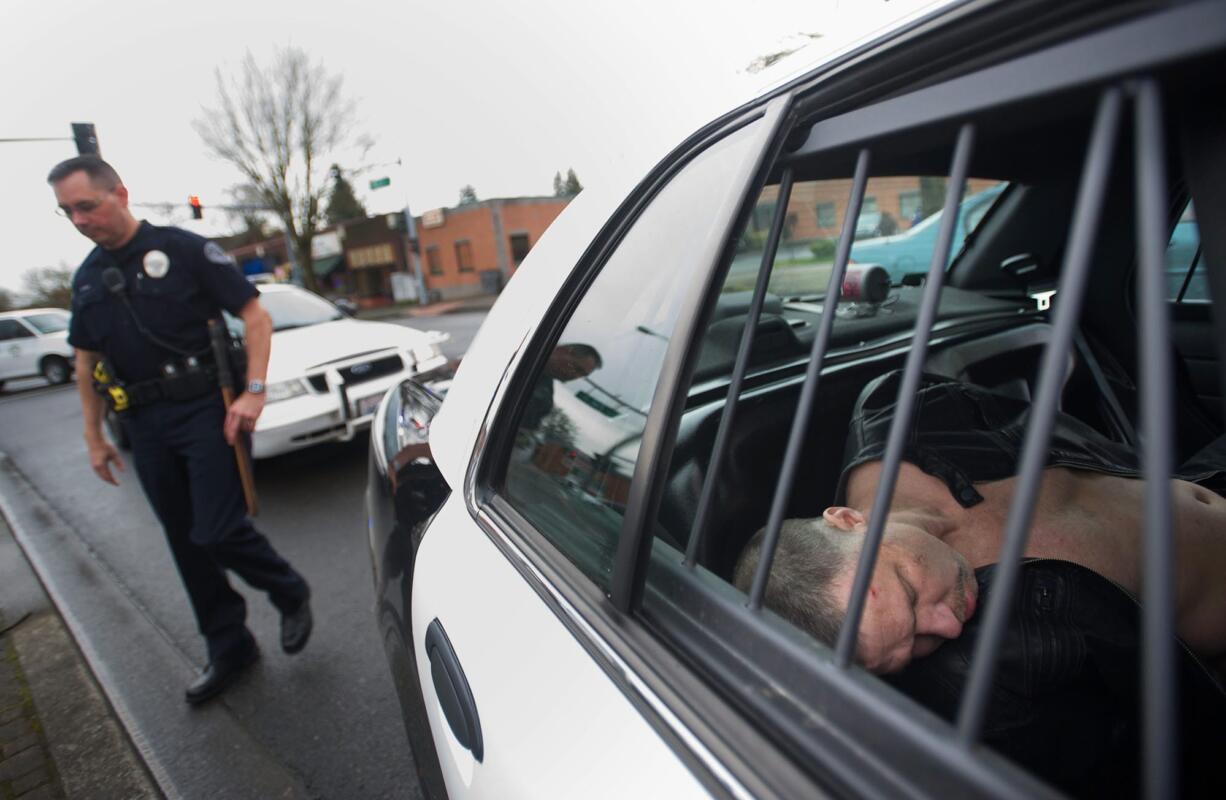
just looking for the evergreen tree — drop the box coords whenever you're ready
[553,171,564,196]
[563,168,583,195]
[325,164,367,224]
[458,185,479,206]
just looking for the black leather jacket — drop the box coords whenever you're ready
[837,370,1226,506]
[887,561,1226,799]
[841,371,1226,796]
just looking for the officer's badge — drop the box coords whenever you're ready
[204,241,236,266]
[143,250,170,279]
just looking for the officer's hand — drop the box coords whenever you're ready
[225,391,266,445]
[87,438,125,486]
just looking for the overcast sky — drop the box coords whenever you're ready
[1,0,949,295]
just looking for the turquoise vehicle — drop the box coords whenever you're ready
[850,183,1007,282]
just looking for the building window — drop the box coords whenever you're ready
[455,240,474,273]
[348,243,395,269]
[815,202,836,228]
[426,245,443,276]
[899,190,922,225]
[509,233,532,265]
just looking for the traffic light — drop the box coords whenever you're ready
[71,122,99,155]
[189,195,203,219]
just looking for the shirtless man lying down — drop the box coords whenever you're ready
[734,369,1226,676]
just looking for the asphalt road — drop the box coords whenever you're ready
[0,308,487,799]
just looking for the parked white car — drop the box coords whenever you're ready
[241,284,447,458]
[0,308,75,389]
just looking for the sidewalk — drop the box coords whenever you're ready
[0,513,159,799]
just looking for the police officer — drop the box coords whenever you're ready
[48,155,312,705]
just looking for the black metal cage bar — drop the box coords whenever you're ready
[957,87,1125,744]
[686,167,797,567]
[833,124,976,667]
[1133,78,1177,800]
[747,148,870,611]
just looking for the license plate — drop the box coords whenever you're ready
[355,394,383,417]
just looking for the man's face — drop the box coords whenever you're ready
[52,170,131,248]
[825,511,978,674]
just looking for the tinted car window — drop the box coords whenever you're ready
[22,312,69,334]
[729,177,1006,297]
[502,119,766,590]
[0,319,34,341]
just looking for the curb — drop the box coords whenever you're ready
[0,453,313,800]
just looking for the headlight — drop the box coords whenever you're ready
[265,378,308,403]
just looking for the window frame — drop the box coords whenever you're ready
[508,232,531,265]
[426,245,443,276]
[454,239,474,273]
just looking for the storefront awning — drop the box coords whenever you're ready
[311,254,345,277]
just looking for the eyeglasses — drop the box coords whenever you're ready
[55,198,107,218]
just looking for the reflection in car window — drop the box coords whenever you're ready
[22,312,69,334]
[729,177,1006,297]
[1166,202,1206,303]
[502,120,766,591]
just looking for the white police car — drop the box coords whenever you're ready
[245,284,446,458]
[0,308,75,389]
[366,2,1226,798]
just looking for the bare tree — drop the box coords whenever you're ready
[21,266,74,309]
[194,47,371,293]
[225,183,274,246]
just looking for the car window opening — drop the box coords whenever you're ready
[655,77,1224,798]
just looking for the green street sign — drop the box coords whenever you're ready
[369,177,391,190]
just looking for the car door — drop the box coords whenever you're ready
[0,318,39,380]
[410,98,787,798]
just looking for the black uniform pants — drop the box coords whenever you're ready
[124,393,308,662]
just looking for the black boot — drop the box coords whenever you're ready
[185,639,259,706]
[281,592,313,655]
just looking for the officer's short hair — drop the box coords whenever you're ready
[46,155,121,190]
[557,343,603,369]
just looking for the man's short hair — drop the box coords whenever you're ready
[732,517,854,646]
[558,343,603,369]
[46,155,121,190]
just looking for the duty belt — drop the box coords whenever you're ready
[94,360,219,412]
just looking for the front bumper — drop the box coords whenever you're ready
[252,353,448,458]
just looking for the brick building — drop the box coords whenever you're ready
[416,196,570,301]
[753,177,1000,242]
[219,195,571,306]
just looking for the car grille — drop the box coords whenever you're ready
[307,354,404,392]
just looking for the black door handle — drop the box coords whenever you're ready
[425,618,483,762]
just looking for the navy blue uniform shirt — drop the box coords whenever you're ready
[69,221,257,383]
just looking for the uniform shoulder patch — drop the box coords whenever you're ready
[203,241,236,266]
